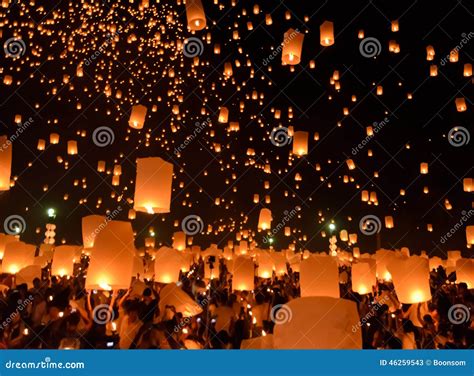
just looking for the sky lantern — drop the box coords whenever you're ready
[67,140,78,155]
[258,208,272,230]
[154,247,183,283]
[51,245,79,277]
[467,226,474,245]
[463,178,473,192]
[173,231,186,251]
[320,21,334,46]
[129,104,147,129]
[352,260,376,294]
[346,159,356,170]
[300,255,339,298]
[159,283,203,317]
[339,230,348,242]
[134,157,173,214]
[464,63,472,77]
[281,28,304,65]
[388,256,431,304]
[273,297,361,349]
[185,0,206,31]
[0,234,19,260]
[81,215,106,249]
[1,242,36,274]
[85,220,135,290]
[44,134,60,151]
[420,162,428,174]
[218,107,229,123]
[456,259,474,288]
[292,131,308,156]
[455,98,467,112]
[257,250,274,278]
[384,216,394,229]
[0,136,12,191]
[375,249,397,281]
[233,256,254,291]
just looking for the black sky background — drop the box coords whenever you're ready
[0,0,473,257]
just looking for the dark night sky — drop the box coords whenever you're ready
[0,0,472,257]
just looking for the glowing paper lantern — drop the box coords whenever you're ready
[172,231,186,251]
[388,256,431,304]
[456,259,474,288]
[420,162,428,174]
[129,104,147,129]
[159,283,203,317]
[85,220,135,290]
[134,157,173,214]
[16,265,42,288]
[300,256,339,298]
[257,251,274,278]
[281,28,304,65]
[0,135,12,190]
[1,242,36,274]
[292,131,308,156]
[320,21,334,46]
[273,297,361,349]
[0,233,18,259]
[185,0,206,31]
[455,98,467,112]
[51,245,79,277]
[258,208,272,230]
[352,261,376,295]
[154,247,182,283]
[467,226,474,245]
[233,256,254,291]
[375,249,397,281]
[81,215,106,249]
[463,178,473,192]
[385,216,394,229]
[271,252,287,276]
[67,140,78,155]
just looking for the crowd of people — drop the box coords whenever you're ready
[0,256,472,350]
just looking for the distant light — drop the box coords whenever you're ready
[149,231,155,237]
[47,208,56,218]
[268,237,274,244]
[328,223,336,231]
